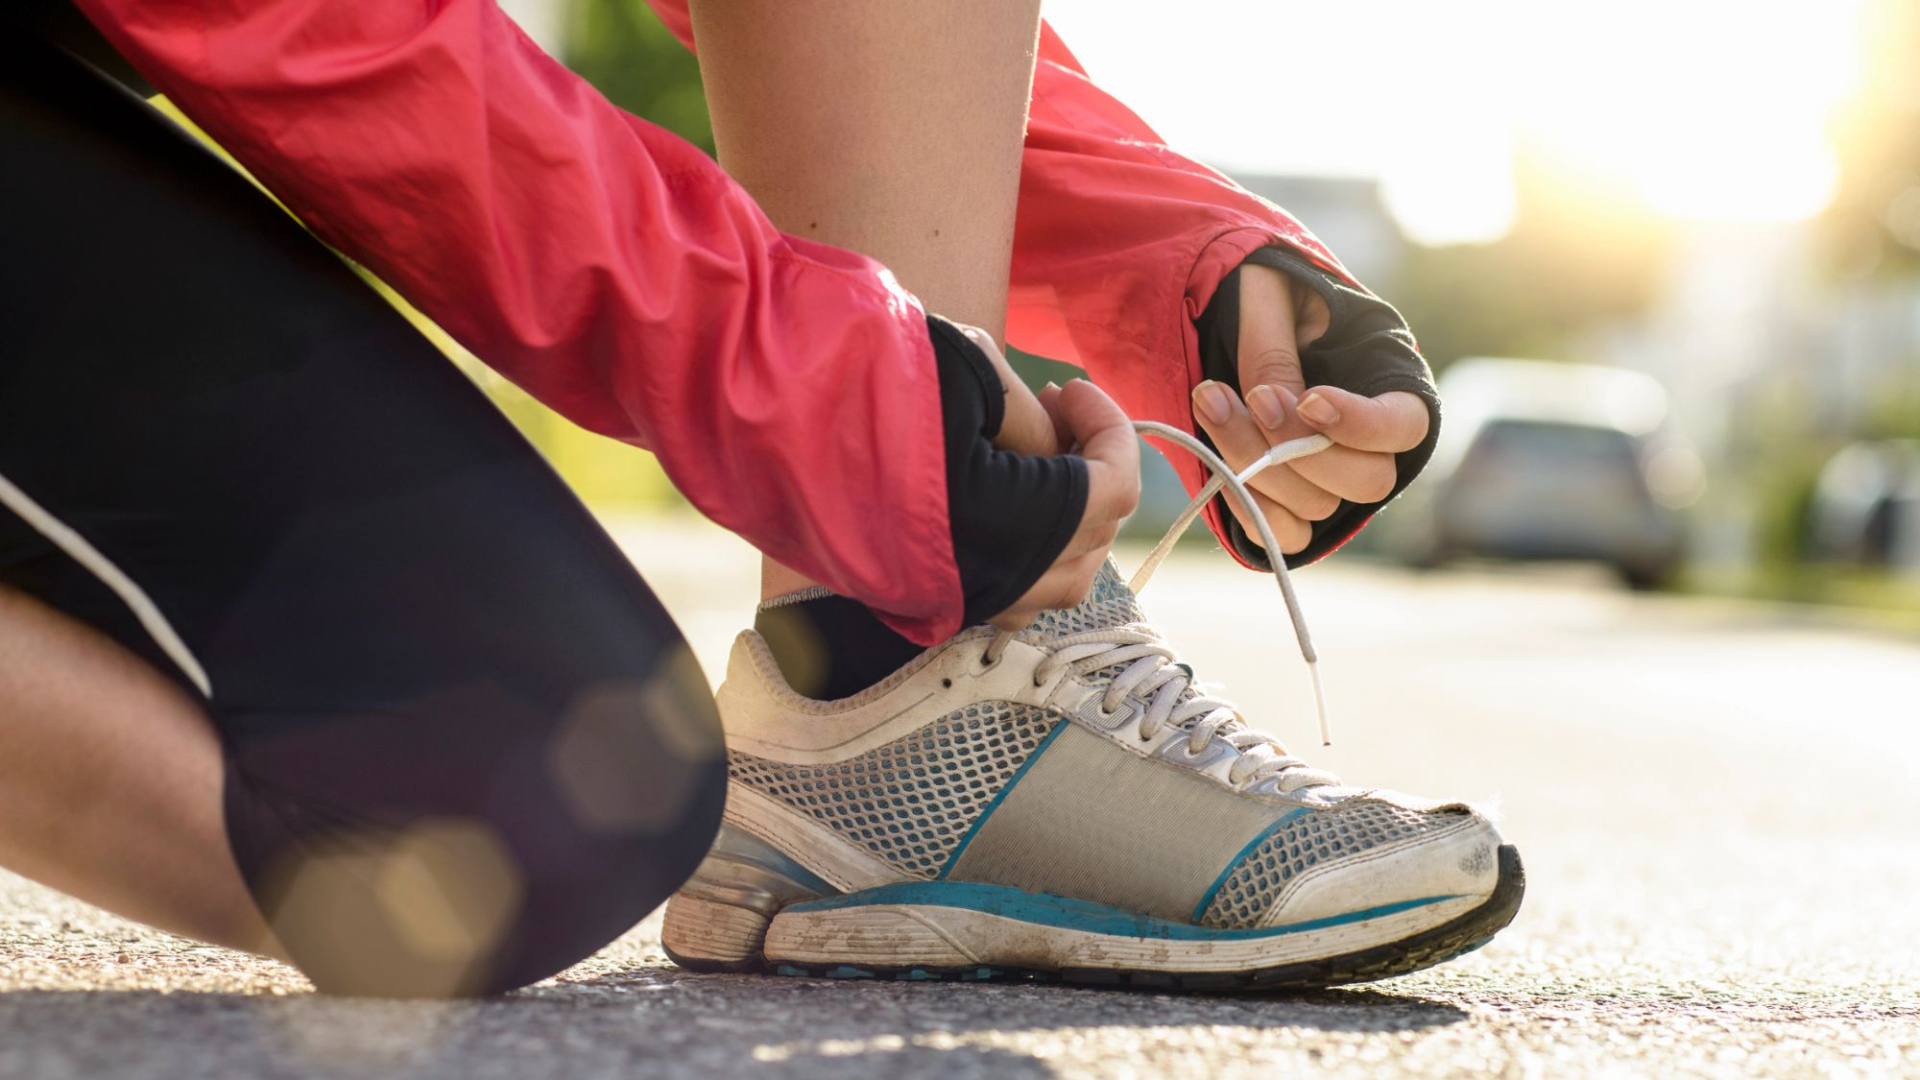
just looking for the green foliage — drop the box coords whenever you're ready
[564,0,714,154]
[1860,382,1920,442]
[477,375,687,507]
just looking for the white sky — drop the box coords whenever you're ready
[1042,0,1868,244]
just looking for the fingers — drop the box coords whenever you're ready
[1242,383,1399,505]
[1190,380,1316,551]
[1288,444,1398,505]
[1232,485,1312,555]
[1294,388,1430,454]
[1192,379,1310,527]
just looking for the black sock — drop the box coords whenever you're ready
[754,593,930,700]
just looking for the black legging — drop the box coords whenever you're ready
[0,35,726,997]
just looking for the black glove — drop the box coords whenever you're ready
[1193,247,1440,570]
[928,315,1087,626]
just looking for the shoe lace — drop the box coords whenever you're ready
[1031,625,1342,792]
[985,422,1340,786]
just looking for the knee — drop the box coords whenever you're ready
[248,760,727,998]
[228,678,728,998]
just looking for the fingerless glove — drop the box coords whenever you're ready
[929,315,1087,626]
[1194,247,1440,569]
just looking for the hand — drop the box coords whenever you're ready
[988,379,1138,628]
[1189,263,1429,555]
[952,323,1065,456]
[946,324,1139,629]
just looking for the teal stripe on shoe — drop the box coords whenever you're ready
[1190,808,1310,923]
[936,720,1068,879]
[785,881,1462,942]
[711,823,839,897]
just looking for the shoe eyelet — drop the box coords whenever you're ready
[941,678,953,689]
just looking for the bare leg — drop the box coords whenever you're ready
[0,585,278,957]
[687,0,1046,600]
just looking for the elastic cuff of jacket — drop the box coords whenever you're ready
[1194,246,1442,572]
[927,315,1088,627]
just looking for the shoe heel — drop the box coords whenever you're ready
[662,892,774,971]
[660,824,833,973]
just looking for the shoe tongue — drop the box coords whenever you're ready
[1028,559,1144,640]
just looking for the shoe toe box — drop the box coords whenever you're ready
[1242,799,1505,930]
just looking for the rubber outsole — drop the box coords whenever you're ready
[666,844,1526,991]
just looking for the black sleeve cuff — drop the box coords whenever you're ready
[1193,247,1441,571]
[927,315,1088,626]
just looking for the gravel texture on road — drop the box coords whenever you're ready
[4,521,1916,1079]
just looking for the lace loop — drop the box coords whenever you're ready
[1023,622,1340,793]
[992,419,1344,792]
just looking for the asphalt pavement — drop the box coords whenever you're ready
[3,517,1916,1080]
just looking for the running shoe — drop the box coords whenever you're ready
[660,554,1524,988]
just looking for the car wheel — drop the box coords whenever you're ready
[1616,562,1669,592]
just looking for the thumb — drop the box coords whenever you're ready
[1237,263,1308,397]
[1055,380,1140,515]
[1036,381,1076,454]
[953,323,1060,456]
[1294,387,1431,453]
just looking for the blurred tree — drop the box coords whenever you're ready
[1388,144,1674,370]
[1823,0,1920,281]
[565,0,714,154]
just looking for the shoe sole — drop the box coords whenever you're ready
[666,844,1524,991]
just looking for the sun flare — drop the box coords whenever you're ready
[1043,0,1870,243]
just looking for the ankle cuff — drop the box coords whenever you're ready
[757,585,836,611]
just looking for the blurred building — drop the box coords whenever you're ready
[1230,174,1408,286]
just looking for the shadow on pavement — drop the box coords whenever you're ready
[0,969,1467,1079]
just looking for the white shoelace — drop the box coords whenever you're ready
[1031,627,1341,792]
[984,421,1340,789]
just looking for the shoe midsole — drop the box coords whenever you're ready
[763,883,1486,973]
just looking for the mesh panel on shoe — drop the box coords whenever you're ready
[1199,802,1470,929]
[1029,560,1143,639]
[728,704,1060,879]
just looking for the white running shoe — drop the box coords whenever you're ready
[661,559,1524,989]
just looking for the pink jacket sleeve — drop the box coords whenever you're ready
[1008,25,1374,566]
[73,0,967,643]
[642,7,1383,566]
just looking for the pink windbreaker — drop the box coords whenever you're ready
[74,0,1364,645]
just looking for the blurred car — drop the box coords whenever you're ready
[1384,358,1699,590]
[1808,440,1920,573]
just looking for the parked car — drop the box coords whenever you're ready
[1808,440,1920,573]
[1383,358,1697,590]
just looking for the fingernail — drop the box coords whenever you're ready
[1298,393,1340,426]
[1042,380,1061,392]
[1193,381,1233,425]
[1246,384,1286,429]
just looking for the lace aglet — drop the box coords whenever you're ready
[1308,660,1331,746]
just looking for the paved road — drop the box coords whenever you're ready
[4,518,1917,1079]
